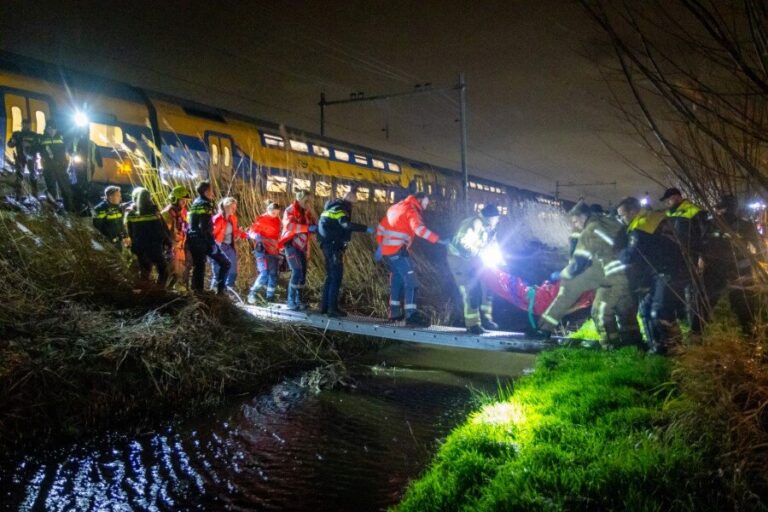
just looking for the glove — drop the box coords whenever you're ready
[437,239,450,246]
[549,271,561,282]
[366,226,375,234]
[308,225,318,233]
[374,246,383,262]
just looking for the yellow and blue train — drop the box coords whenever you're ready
[0,51,562,212]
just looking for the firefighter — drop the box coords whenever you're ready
[617,197,688,354]
[7,119,40,198]
[318,190,373,317]
[279,190,317,310]
[187,180,231,294]
[247,202,283,304]
[92,185,126,250]
[161,185,191,289]
[447,204,501,334]
[211,197,247,291]
[376,192,445,327]
[124,187,170,286]
[538,201,641,348]
[69,129,102,215]
[37,120,74,212]
[660,187,708,332]
[702,195,766,334]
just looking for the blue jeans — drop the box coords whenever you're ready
[321,245,344,313]
[284,245,307,307]
[384,252,418,319]
[211,243,237,289]
[251,252,279,299]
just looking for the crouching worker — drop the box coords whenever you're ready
[125,187,169,286]
[247,202,282,304]
[279,190,317,310]
[376,192,445,327]
[93,185,126,250]
[448,204,501,334]
[187,180,230,295]
[318,190,373,317]
[212,197,247,291]
[538,201,641,348]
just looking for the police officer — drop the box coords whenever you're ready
[318,190,373,317]
[7,119,40,198]
[617,197,687,354]
[187,180,231,294]
[38,119,74,212]
[92,185,126,250]
[447,204,501,334]
[125,187,170,286]
[539,201,641,348]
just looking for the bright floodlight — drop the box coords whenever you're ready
[749,201,766,210]
[74,111,89,127]
[72,155,83,164]
[640,197,649,207]
[480,243,504,268]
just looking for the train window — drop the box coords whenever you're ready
[334,150,350,161]
[415,176,425,193]
[289,140,309,153]
[89,123,124,146]
[210,143,219,165]
[475,203,484,213]
[450,188,458,200]
[500,206,509,215]
[469,181,477,189]
[372,158,385,169]
[427,184,433,195]
[312,145,330,157]
[356,187,370,201]
[223,145,231,167]
[266,175,288,193]
[374,188,388,203]
[354,154,368,165]
[34,111,46,134]
[293,178,311,193]
[315,180,331,197]
[264,134,285,148]
[389,191,396,203]
[440,186,447,197]
[11,106,22,132]
[336,183,351,198]
[387,162,400,173]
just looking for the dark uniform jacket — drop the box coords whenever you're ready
[187,195,216,247]
[622,209,686,289]
[8,129,39,164]
[666,199,707,262]
[706,212,764,278]
[318,199,367,249]
[92,200,126,242]
[125,204,169,252]
[37,132,67,168]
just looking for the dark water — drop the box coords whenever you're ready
[1,345,534,512]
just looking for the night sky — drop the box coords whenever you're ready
[1,0,665,202]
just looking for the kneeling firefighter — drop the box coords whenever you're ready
[447,204,501,334]
[538,201,641,348]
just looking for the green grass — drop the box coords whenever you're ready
[396,348,733,512]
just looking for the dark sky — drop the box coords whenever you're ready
[1,0,665,202]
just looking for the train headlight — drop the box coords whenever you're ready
[74,111,89,128]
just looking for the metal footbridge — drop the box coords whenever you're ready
[241,304,557,353]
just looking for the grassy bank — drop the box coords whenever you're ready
[0,211,367,452]
[396,347,743,511]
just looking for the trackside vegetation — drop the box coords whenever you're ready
[396,347,741,512]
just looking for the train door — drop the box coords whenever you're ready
[205,132,234,185]
[3,93,51,169]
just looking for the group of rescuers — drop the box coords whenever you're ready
[89,178,764,353]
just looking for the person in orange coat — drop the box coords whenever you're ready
[376,192,445,327]
[211,197,247,290]
[247,202,283,303]
[279,190,317,310]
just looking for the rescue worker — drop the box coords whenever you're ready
[660,187,708,332]
[247,202,283,304]
[92,185,126,250]
[211,197,247,291]
[617,197,688,354]
[69,129,102,215]
[161,185,191,289]
[124,187,169,286]
[187,180,231,294]
[37,120,74,211]
[447,204,501,334]
[318,190,373,317]
[538,201,641,348]
[702,195,766,334]
[376,192,445,327]
[279,190,317,310]
[7,119,40,198]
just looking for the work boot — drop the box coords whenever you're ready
[481,319,499,330]
[327,309,348,318]
[525,328,552,341]
[405,310,431,328]
[467,325,485,335]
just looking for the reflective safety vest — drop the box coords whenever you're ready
[376,195,440,256]
[666,199,707,259]
[561,214,627,280]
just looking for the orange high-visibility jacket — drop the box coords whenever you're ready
[279,201,316,253]
[212,213,246,244]
[376,195,440,256]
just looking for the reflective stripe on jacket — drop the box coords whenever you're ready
[376,195,439,256]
